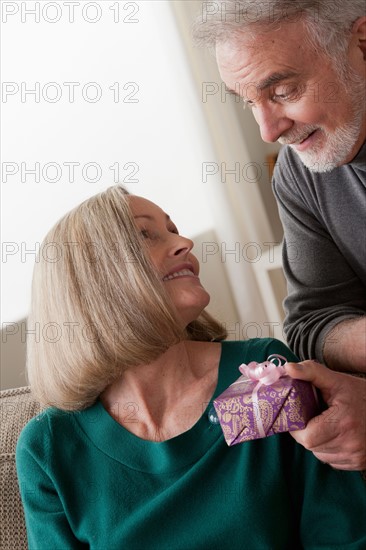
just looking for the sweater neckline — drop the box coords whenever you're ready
[74,341,233,473]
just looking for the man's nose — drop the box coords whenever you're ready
[252,104,293,143]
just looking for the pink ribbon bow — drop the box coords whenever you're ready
[238,354,288,438]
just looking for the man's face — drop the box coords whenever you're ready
[216,22,366,172]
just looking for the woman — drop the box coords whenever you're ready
[16,185,366,549]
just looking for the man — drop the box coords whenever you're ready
[195,0,366,470]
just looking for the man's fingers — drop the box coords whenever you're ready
[285,360,337,396]
[290,426,366,470]
[285,363,366,471]
[312,451,366,471]
[289,407,341,447]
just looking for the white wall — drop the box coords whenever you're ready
[1,1,245,388]
[1,0,225,324]
[1,1,287,389]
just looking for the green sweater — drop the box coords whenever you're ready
[16,339,366,550]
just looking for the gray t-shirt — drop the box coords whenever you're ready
[272,141,366,363]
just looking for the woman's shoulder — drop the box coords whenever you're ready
[16,406,77,460]
[213,338,299,391]
[221,338,299,364]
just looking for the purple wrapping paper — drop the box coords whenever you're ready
[213,374,319,446]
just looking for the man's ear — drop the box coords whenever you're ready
[351,16,366,60]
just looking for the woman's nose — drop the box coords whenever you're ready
[169,234,194,257]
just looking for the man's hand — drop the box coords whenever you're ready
[285,360,366,471]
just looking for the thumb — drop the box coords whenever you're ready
[284,360,338,395]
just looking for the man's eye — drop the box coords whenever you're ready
[272,92,290,100]
[243,99,255,110]
[271,85,300,102]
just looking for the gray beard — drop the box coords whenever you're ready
[291,113,364,173]
[279,76,366,173]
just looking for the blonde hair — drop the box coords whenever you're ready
[27,185,226,410]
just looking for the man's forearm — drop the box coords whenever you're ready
[323,317,366,373]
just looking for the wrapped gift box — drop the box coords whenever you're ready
[213,356,319,446]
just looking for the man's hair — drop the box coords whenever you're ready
[27,185,226,411]
[194,1,365,73]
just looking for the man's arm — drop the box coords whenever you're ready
[323,317,366,373]
[272,146,366,370]
[272,147,366,470]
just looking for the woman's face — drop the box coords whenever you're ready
[128,195,210,325]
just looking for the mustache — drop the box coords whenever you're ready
[278,125,319,145]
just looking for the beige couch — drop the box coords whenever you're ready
[0,387,42,550]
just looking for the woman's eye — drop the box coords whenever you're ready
[140,225,178,239]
